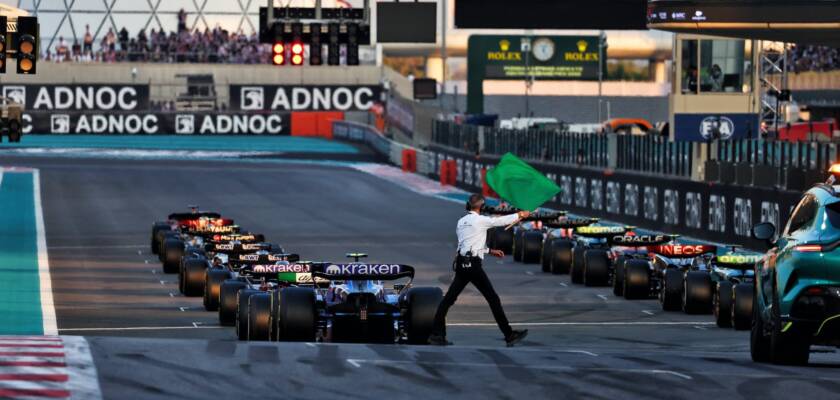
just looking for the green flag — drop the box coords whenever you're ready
[486,153,561,211]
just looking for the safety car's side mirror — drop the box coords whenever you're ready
[751,222,776,248]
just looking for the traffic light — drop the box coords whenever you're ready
[327,23,340,66]
[272,42,285,65]
[290,41,304,66]
[309,23,322,66]
[0,17,6,74]
[346,23,359,66]
[15,16,37,74]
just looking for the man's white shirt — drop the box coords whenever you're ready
[456,211,520,259]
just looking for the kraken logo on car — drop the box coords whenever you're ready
[685,192,702,229]
[624,184,639,217]
[663,189,679,225]
[326,264,341,275]
[574,177,588,207]
[590,179,603,211]
[643,186,659,221]
[733,198,752,237]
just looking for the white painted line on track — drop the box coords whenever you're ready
[597,294,609,301]
[525,271,534,276]
[179,307,188,312]
[159,280,167,285]
[642,310,655,315]
[345,359,692,380]
[58,325,224,332]
[63,336,103,400]
[560,282,568,287]
[34,170,58,336]
[449,321,716,327]
[305,343,316,348]
[169,292,175,297]
[694,325,708,330]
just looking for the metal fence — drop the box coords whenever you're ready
[714,139,839,171]
[432,121,610,168]
[616,135,694,177]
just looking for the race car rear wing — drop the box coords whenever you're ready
[311,263,415,281]
[574,225,631,238]
[480,206,565,222]
[714,254,763,270]
[167,211,221,221]
[650,244,717,258]
[204,242,278,253]
[545,217,599,229]
[229,253,300,265]
[608,234,676,247]
[207,233,266,243]
[239,263,318,284]
[185,224,241,236]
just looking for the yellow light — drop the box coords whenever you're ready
[19,40,33,55]
[19,57,32,71]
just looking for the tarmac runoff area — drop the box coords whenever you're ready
[0,155,837,399]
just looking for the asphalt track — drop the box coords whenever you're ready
[5,156,840,399]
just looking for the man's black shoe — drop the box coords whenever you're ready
[428,334,453,346]
[505,329,528,347]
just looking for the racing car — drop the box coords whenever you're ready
[151,207,240,273]
[607,234,688,299]
[178,235,275,297]
[749,165,840,364]
[564,225,633,286]
[539,219,605,275]
[647,244,719,312]
[481,206,565,263]
[243,253,443,344]
[711,252,761,330]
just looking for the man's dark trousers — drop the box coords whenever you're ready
[432,258,513,338]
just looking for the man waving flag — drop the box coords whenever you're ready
[486,152,561,211]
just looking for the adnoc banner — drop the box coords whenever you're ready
[230,85,381,112]
[22,111,290,135]
[0,84,149,111]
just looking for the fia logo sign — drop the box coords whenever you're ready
[51,114,70,133]
[700,116,734,140]
[175,115,194,134]
[3,86,25,106]
[240,87,264,110]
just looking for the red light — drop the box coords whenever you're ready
[292,43,304,54]
[273,54,285,65]
[806,287,825,295]
[292,54,304,65]
[794,244,822,252]
[273,43,285,54]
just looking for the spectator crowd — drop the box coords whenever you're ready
[789,44,840,73]
[46,9,270,64]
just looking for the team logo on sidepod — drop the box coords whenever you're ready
[326,264,341,275]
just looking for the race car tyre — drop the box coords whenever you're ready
[181,258,207,297]
[236,288,260,341]
[248,293,272,341]
[768,286,810,365]
[541,239,551,272]
[612,256,626,296]
[732,283,753,331]
[570,246,587,284]
[660,269,684,311]
[219,280,248,326]
[275,287,317,342]
[583,249,610,287]
[513,230,525,262]
[683,271,713,314]
[493,228,514,254]
[750,290,772,363]
[204,269,232,311]
[404,287,444,344]
[521,231,543,264]
[151,222,170,255]
[549,239,574,275]
[158,231,178,262]
[623,259,650,300]
[715,281,734,328]
[162,238,184,274]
